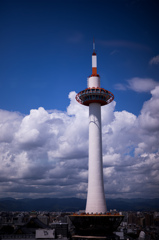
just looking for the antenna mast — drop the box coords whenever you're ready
[93,38,96,53]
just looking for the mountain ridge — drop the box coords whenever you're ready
[0,197,159,212]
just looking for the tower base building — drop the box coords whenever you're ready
[69,214,124,238]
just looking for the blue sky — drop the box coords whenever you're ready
[1,0,159,115]
[0,0,159,200]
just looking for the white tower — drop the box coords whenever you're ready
[76,41,114,214]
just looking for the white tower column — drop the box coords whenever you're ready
[76,41,114,214]
[86,102,107,213]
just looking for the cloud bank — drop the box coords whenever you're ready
[0,87,159,199]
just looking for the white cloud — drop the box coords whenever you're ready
[127,78,159,92]
[114,83,127,91]
[115,77,159,93]
[149,55,159,65]
[0,87,159,199]
[0,110,22,143]
[138,86,159,131]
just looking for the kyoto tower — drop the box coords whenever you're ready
[76,41,114,213]
[69,42,124,238]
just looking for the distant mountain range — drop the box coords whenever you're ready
[0,197,159,212]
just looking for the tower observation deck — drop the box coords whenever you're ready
[76,87,114,106]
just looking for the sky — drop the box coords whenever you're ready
[0,0,159,200]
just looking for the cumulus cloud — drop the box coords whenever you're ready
[0,87,159,199]
[138,87,159,132]
[149,55,159,65]
[115,77,159,93]
[0,110,23,143]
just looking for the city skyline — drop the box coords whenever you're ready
[0,0,159,199]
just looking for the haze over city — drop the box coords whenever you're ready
[0,0,159,200]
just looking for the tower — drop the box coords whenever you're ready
[76,41,114,213]
[69,43,124,238]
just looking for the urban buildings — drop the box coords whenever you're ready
[0,210,159,239]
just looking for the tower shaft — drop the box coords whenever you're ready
[86,102,107,213]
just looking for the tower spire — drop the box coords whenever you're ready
[92,38,97,76]
[93,37,95,53]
